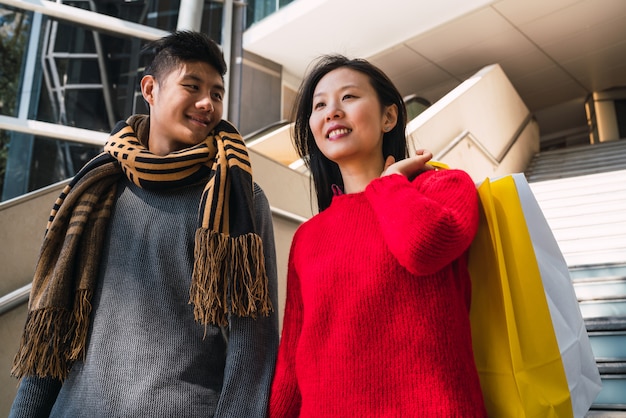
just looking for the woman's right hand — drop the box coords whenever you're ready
[381,149,434,179]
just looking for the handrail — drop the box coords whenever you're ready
[270,205,308,224]
[244,120,291,143]
[0,285,31,315]
[0,114,108,146]
[0,0,167,40]
[434,113,533,165]
[434,130,499,166]
[0,205,307,315]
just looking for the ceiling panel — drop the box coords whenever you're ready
[521,79,589,111]
[519,0,626,46]
[404,8,513,62]
[537,15,626,63]
[434,29,536,77]
[367,45,432,78]
[390,64,455,98]
[419,80,465,107]
[496,49,556,81]
[492,0,583,26]
[562,42,626,91]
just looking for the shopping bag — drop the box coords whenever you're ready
[468,174,602,418]
[512,173,602,416]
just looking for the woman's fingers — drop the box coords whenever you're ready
[382,150,433,178]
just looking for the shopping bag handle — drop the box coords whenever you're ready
[427,161,450,170]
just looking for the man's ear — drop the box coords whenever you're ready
[383,103,398,131]
[140,75,157,106]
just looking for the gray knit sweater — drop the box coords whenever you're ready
[9,179,279,418]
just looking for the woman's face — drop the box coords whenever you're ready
[309,67,396,169]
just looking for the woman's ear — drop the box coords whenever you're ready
[382,103,398,132]
[140,75,157,106]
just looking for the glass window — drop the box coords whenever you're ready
[0,5,32,199]
[2,16,148,200]
[246,0,295,28]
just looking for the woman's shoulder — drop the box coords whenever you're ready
[417,167,476,187]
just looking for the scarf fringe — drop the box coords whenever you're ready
[11,289,93,380]
[191,228,273,327]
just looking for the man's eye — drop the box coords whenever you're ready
[213,92,223,101]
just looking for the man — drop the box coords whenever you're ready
[9,30,279,417]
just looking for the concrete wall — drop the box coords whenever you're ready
[239,51,283,136]
[406,63,540,182]
[0,183,67,415]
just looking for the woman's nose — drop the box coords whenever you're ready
[325,106,342,121]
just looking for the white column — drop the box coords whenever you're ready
[177,0,203,31]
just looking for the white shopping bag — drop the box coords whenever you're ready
[512,173,603,417]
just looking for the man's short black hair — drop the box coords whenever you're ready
[142,30,227,81]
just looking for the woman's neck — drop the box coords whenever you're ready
[339,160,385,194]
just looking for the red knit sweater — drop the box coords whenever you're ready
[269,170,487,417]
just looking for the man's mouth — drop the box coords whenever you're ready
[189,115,210,127]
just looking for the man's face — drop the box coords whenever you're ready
[141,61,225,156]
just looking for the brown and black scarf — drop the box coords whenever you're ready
[11,115,272,380]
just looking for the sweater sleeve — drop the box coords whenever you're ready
[8,376,61,418]
[268,234,303,418]
[364,169,479,276]
[214,184,279,418]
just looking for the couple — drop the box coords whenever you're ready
[9,31,486,417]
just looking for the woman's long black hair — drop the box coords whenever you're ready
[292,55,408,212]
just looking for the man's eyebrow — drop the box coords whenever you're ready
[181,73,225,91]
[181,73,204,83]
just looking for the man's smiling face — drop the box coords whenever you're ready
[141,61,225,156]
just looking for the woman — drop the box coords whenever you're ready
[269,55,486,417]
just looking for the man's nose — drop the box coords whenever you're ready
[197,95,214,111]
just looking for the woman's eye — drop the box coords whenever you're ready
[342,94,355,100]
[313,102,325,110]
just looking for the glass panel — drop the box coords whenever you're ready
[2,130,101,201]
[246,0,296,28]
[201,1,223,44]
[404,96,431,121]
[36,16,148,131]
[2,16,151,200]
[0,5,31,118]
[0,5,32,199]
[29,136,102,190]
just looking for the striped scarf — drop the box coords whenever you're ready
[12,115,272,380]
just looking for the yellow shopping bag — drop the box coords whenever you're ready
[468,175,573,418]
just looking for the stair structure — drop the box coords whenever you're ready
[527,140,626,414]
[526,140,626,182]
